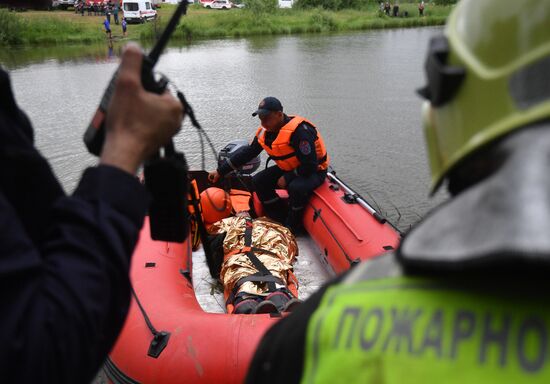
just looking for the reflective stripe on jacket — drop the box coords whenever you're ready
[255,115,329,172]
[302,259,550,384]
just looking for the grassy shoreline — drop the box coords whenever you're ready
[0,4,451,47]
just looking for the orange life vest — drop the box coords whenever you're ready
[255,115,329,172]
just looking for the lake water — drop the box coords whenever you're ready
[2,27,448,232]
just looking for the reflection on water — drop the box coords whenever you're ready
[0,43,123,70]
[244,35,282,52]
[2,28,448,232]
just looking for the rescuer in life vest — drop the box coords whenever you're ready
[200,188,301,315]
[246,1,550,383]
[208,97,329,234]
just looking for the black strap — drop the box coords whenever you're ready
[236,274,284,286]
[188,179,215,271]
[269,151,296,161]
[130,285,171,358]
[250,246,278,257]
[270,151,327,165]
[226,273,284,307]
[243,218,276,283]
[226,217,286,307]
[225,218,279,306]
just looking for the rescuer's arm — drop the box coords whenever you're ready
[100,45,183,174]
[0,68,66,247]
[0,45,183,383]
[211,137,263,182]
[0,166,149,383]
[284,123,319,185]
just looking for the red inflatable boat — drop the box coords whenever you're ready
[103,171,400,383]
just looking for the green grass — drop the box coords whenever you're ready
[0,4,452,47]
[143,5,449,41]
[0,9,105,45]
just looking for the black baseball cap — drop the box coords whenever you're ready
[252,97,283,117]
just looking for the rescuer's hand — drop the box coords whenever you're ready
[208,170,220,184]
[100,44,183,174]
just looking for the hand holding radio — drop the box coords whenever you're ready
[85,2,191,243]
[99,44,183,175]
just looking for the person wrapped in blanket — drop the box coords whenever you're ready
[200,187,301,315]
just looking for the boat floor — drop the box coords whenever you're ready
[193,235,335,313]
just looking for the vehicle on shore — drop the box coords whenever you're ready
[55,0,75,9]
[122,0,157,22]
[203,0,231,9]
[278,0,292,8]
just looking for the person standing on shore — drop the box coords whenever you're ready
[419,1,425,16]
[392,1,399,17]
[103,15,112,40]
[122,17,127,37]
[105,3,111,24]
[113,3,119,24]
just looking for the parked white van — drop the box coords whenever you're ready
[278,0,293,8]
[57,0,75,9]
[122,0,157,23]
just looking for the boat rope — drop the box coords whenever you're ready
[174,90,254,197]
[359,183,383,213]
[327,171,404,236]
[308,202,357,266]
[104,358,140,384]
[312,190,363,242]
[174,91,254,266]
[130,285,171,358]
[175,91,218,171]
[130,285,158,335]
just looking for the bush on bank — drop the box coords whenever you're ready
[141,6,447,41]
[245,0,279,16]
[0,9,23,45]
[294,0,457,11]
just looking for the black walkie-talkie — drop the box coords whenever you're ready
[84,1,190,243]
[83,1,188,155]
[144,143,189,243]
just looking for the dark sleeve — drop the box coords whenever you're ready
[0,165,149,384]
[218,137,263,176]
[245,273,346,384]
[285,123,318,184]
[0,68,65,246]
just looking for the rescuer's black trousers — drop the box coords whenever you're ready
[253,165,326,214]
